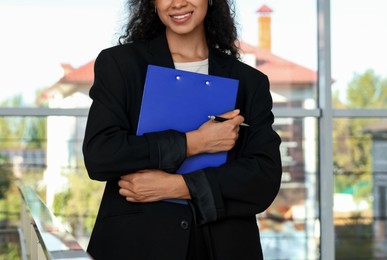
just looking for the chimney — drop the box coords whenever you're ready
[257,5,273,51]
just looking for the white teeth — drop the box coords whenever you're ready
[173,13,191,19]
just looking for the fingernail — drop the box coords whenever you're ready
[234,109,240,113]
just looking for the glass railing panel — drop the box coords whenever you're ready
[19,186,92,259]
[333,118,387,258]
[260,117,320,259]
[0,115,104,254]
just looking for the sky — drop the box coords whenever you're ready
[1,0,386,104]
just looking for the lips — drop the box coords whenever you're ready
[170,12,193,21]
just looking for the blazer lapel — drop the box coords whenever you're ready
[148,33,175,69]
[208,48,234,79]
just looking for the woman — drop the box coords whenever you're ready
[82,0,282,259]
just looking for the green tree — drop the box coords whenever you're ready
[0,156,12,200]
[53,167,104,237]
[24,117,47,149]
[347,70,387,108]
[0,95,47,224]
[0,155,21,224]
[333,70,387,201]
[0,95,46,149]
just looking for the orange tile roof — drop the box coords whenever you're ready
[36,61,94,105]
[59,60,95,85]
[239,41,317,88]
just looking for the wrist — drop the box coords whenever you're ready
[168,174,191,199]
[186,130,204,156]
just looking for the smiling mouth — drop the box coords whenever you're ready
[171,12,193,20]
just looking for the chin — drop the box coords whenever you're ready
[168,26,200,37]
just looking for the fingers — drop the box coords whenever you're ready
[216,109,245,126]
[192,109,246,155]
[118,170,169,203]
[218,109,240,119]
[118,179,148,202]
[230,115,245,126]
[118,173,141,201]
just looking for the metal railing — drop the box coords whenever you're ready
[19,186,92,260]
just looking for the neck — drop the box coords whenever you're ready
[166,28,208,62]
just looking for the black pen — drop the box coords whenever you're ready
[208,115,250,127]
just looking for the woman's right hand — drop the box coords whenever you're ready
[186,109,245,156]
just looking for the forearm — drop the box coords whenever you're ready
[84,129,187,181]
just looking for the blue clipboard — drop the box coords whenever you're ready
[137,65,239,203]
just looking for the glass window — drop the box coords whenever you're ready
[331,0,387,109]
[236,1,318,109]
[0,1,125,108]
[333,118,387,258]
[0,116,47,258]
[260,118,320,259]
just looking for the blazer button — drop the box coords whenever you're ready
[180,220,189,230]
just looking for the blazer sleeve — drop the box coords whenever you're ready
[82,50,186,181]
[183,74,282,225]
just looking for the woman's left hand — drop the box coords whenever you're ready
[118,169,191,202]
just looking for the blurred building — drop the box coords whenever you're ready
[365,120,387,256]
[38,61,93,208]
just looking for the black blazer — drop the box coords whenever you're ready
[83,33,282,260]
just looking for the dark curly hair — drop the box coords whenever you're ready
[118,0,239,58]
